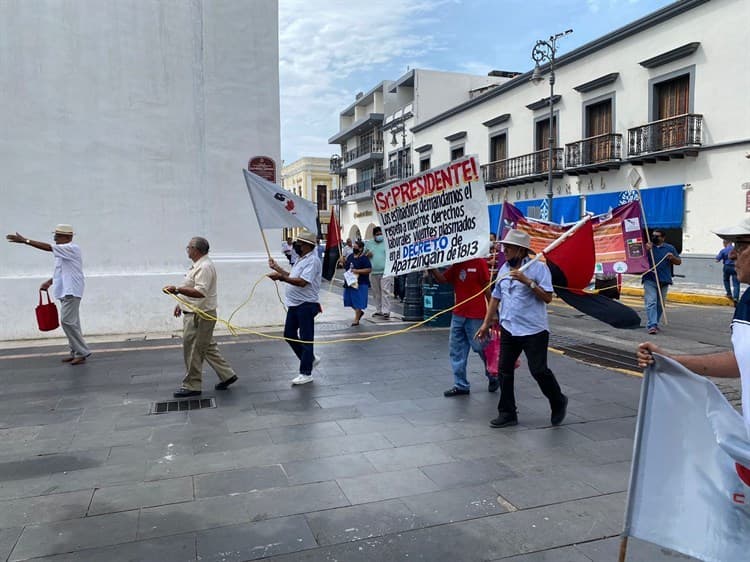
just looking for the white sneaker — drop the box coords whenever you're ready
[291,374,314,385]
[313,355,321,367]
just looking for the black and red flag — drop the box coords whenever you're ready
[322,210,342,281]
[544,220,641,329]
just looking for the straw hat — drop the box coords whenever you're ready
[501,229,532,251]
[714,218,750,242]
[53,224,74,235]
[295,229,317,246]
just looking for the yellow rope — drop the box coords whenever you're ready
[170,253,665,345]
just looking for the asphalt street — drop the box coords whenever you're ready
[0,284,735,561]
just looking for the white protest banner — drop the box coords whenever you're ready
[374,154,490,276]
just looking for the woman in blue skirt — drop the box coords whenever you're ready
[341,240,372,326]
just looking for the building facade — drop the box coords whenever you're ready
[281,157,340,243]
[329,69,514,242]
[410,0,748,267]
[1,0,283,340]
[330,0,749,285]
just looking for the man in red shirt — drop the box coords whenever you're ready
[428,258,494,396]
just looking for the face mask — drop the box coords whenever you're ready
[374,235,383,242]
[652,236,663,244]
[353,247,361,255]
[507,256,522,268]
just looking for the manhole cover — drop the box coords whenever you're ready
[151,397,216,414]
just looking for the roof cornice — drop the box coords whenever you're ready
[412,0,710,133]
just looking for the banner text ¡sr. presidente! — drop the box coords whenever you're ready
[373,158,479,213]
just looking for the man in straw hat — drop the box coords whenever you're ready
[163,236,238,398]
[268,229,322,385]
[7,225,91,364]
[638,217,750,426]
[476,229,568,428]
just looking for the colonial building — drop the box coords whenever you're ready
[409,0,748,278]
[2,0,282,340]
[281,157,340,242]
[329,69,515,241]
[331,0,749,285]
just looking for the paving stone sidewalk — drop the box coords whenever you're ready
[0,321,696,562]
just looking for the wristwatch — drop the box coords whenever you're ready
[529,281,538,290]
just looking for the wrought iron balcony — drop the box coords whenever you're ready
[329,156,343,175]
[481,148,564,187]
[329,189,342,206]
[342,140,384,167]
[388,162,413,181]
[628,113,702,162]
[373,163,413,187]
[565,133,623,174]
[342,177,373,200]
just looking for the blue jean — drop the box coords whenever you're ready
[723,264,740,301]
[643,278,669,329]
[449,315,488,390]
[284,302,319,375]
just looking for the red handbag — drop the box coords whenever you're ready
[36,289,60,331]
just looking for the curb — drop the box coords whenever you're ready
[619,286,736,306]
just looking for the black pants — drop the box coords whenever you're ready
[497,327,564,414]
[284,302,319,375]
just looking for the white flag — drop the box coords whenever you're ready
[624,354,750,562]
[243,169,318,233]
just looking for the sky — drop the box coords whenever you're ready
[278,0,675,165]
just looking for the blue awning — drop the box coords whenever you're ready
[585,185,684,228]
[488,195,581,232]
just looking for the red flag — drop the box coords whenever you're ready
[545,221,640,329]
[545,220,595,294]
[326,210,341,249]
[322,210,341,281]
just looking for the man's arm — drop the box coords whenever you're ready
[162,285,205,298]
[267,257,309,287]
[6,233,52,252]
[476,296,501,340]
[637,342,740,377]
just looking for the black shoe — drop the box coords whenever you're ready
[444,387,470,397]
[550,395,568,426]
[173,388,201,398]
[215,375,238,390]
[488,377,500,393]
[490,412,518,428]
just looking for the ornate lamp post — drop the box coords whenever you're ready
[531,29,572,221]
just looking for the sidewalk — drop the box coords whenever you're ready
[619,276,738,306]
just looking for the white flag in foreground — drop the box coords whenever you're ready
[243,169,318,233]
[624,354,750,562]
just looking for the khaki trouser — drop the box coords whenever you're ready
[181,310,235,391]
[370,274,393,315]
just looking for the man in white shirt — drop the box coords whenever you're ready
[163,237,238,397]
[268,229,322,385]
[7,224,91,365]
[476,229,568,428]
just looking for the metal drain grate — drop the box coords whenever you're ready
[151,397,216,414]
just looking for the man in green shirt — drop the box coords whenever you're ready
[365,226,393,318]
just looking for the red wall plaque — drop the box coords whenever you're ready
[746,190,750,213]
[248,156,276,183]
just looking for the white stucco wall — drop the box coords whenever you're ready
[0,0,282,341]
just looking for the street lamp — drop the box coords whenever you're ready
[531,28,572,221]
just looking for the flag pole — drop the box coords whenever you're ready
[243,170,274,261]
